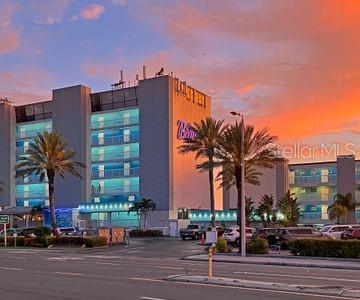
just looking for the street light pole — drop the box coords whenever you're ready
[230,111,246,257]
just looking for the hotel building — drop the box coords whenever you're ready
[0,75,211,232]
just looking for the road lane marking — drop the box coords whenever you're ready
[0,267,23,271]
[140,297,168,300]
[155,266,183,270]
[54,272,84,276]
[233,271,360,283]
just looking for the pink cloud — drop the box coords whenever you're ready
[80,4,105,20]
[0,2,21,54]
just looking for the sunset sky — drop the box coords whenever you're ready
[1,0,360,163]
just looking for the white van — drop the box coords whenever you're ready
[320,224,360,240]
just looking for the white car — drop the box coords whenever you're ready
[320,224,360,240]
[223,226,256,245]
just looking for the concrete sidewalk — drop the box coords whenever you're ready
[185,254,360,270]
[167,275,360,299]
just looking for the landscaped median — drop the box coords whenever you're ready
[0,236,107,248]
[166,275,360,299]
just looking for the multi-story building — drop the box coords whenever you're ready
[0,75,212,233]
[220,155,360,226]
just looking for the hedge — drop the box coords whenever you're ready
[289,239,360,258]
[129,229,162,237]
[0,237,25,247]
[247,238,269,254]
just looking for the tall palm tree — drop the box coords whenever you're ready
[328,203,348,224]
[245,196,256,226]
[258,194,275,227]
[15,131,85,235]
[128,198,156,229]
[218,122,278,228]
[277,190,300,226]
[178,117,227,227]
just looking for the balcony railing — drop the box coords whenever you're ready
[91,151,139,162]
[91,117,139,130]
[16,191,49,199]
[299,212,327,223]
[91,135,139,147]
[92,168,139,179]
[91,185,139,196]
[16,176,47,185]
[292,174,337,186]
[16,128,52,140]
[296,192,337,202]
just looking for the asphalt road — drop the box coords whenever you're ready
[0,238,358,300]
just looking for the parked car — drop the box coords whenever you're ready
[57,227,77,236]
[254,228,283,245]
[0,228,22,237]
[180,224,204,240]
[223,226,256,246]
[320,224,360,240]
[341,228,360,240]
[20,227,52,237]
[278,227,322,248]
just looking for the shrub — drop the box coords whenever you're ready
[129,229,162,237]
[289,239,360,258]
[247,238,269,254]
[215,237,228,253]
[33,227,52,237]
[23,237,46,247]
[84,236,107,248]
[0,236,24,247]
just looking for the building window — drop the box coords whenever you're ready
[289,171,295,184]
[124,179,130,193]
[123,129,130,143]
[321,205,329,220]
[124,162,130,176]
[98,132,104,145]
[321,169,329,183]
[98,165,104,178]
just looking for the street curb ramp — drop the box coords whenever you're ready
[166,275,360,299]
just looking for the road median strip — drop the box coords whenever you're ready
[166,275,360,299]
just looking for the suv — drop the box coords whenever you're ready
[320,224,360,240]
[180,224,203,240]
[57,227,77,236]
[223,226,255,245]
[341,228,360,240]
[278,227,322,248]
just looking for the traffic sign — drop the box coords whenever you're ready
[0,215,9,224]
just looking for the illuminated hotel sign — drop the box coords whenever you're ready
[177,120,196,140]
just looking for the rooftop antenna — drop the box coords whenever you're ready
[142,65,147,79]
[111,70,125,90]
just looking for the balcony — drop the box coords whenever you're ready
[16,176,47,185]
[92,168,139,179]
[299,212,326,224]
[16,190,49,199]
[91,117,139,130]
[91,134,139,147]
[91,185,139,196]
[91,151,139,162]
[292,174,337,186]
[296,192,336,203]
[16,128,52,140]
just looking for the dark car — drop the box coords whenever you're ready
[341,228,360,240]
[180,224,203,240]
[278,227,322,249]
[254,228,282,245]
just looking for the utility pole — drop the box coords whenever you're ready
[230,111,246,257]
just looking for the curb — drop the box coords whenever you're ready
[166,275,360,298]
[184,255,360,271]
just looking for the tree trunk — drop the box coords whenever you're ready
[47,170,57,236]
[143,211,147,230]
[235,166,242,228]
[208,158,215,227]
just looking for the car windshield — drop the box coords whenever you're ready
[320,226,331,233]
[187,225,198,229]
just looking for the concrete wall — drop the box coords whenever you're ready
[337,155,356,223]
[52,85,91,208]
[0,101,16,207]
[169,77,212,212]
[138,76,171,212]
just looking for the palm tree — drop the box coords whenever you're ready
[258,194,275,227]
[328,193,357,224]
[277,190,300,226]
[15,131,85,235]
[245,197,256,226]
[178,117,227,227]
[218,122,278,228]
[128,198,156,229]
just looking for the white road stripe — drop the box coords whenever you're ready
[54,272,83,276]
[233,271,360,283]
[140,297,168,300]
[155,266,183,270]
[0,267,23,271]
